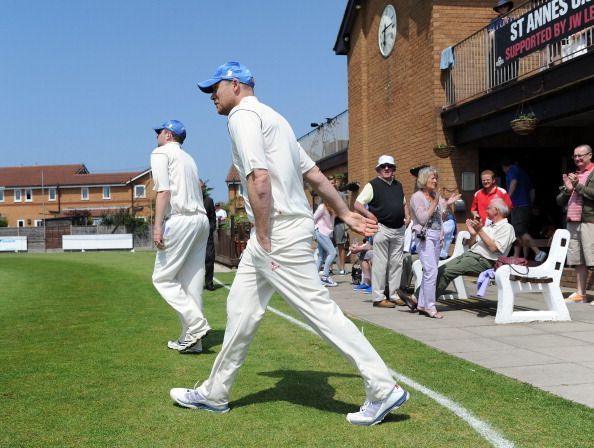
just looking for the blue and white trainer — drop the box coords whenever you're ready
[353,283,371,290]
[321,276,338,287]
[169,388,230,413]
[346,386,409,426]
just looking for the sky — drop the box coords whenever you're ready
[0,0,349,203]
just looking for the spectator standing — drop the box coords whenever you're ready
[557,144,594,302]
[501,159,546,262]
[170,61,409,426]
[329,176,350,275]
[151,120,211,354]
[471,169,513,224]
[314,200,338,287]
[355,155,409,309]
[215,203,227,227]
[202,184,216,291]
[410,167,460,319]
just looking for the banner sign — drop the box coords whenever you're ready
[494,0,594,66]
[0,236,27,252]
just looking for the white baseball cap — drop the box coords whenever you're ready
[376,155,396,168]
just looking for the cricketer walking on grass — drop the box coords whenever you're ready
[151,120,211,354]
[169,62,409,426]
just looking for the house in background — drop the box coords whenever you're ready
[225,164,245,216]
[0,164,154,227]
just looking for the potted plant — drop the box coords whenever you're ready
[510,112,538,135]
[433,143,454,158]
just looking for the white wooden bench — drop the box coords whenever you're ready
[412,230,470,300]
[494,229,571,324]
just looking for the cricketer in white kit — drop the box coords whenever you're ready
[170,62,409,426]
[151,119,211,354]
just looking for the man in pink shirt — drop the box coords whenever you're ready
[471,170,512,224]
[557,144,594,303]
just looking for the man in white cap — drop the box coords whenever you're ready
[354,155,409,308]
[169,61,409,426]
[151,119,211,354]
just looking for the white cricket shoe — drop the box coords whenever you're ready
[168,339,203,353]
[170,388,230,413]
[346,386,409,426]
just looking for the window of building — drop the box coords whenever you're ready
[14,189,22,202]
[0,189,4,202]
[238,183,244,197]
[103,186,111,199]
[17,219,25,227]
[48,188,56,201]
[81,187,89,200]
[25,189,33,202]
[134,185,146,198]
[34,220,43,227]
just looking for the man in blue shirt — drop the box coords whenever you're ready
[501,159,546,261]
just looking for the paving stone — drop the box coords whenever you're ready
[530,345,594,363]
[492,363,591,387]
[457,348,560,368]
[497,333,590,349]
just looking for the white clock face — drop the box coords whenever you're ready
[378,4,397,57]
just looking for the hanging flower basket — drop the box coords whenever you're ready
[433,144,454,158]
[510,113,538,135]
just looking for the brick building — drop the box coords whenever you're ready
[0,164,153,227]
[334,0,594,286]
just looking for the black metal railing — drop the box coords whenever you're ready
[443,0,593,107]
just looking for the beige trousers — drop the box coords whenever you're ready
[198,216,395,406]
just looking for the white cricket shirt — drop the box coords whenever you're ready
[227,96,316,223]
[150,142,206,216]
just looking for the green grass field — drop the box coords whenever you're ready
[1,252,592,448]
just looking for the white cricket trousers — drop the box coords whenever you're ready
[372,223,405,302]
[198,216,396,406]
[152,213,211,340]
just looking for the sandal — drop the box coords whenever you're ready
[565,293,586,302]
[418,307,443,319]
[427,309,444,319]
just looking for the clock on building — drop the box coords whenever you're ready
[378,4,397,57]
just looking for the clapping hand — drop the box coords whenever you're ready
[446,192,461,205]
[465,218,482,236]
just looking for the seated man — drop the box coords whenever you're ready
[350,238,373,292]
[415,198,516,299]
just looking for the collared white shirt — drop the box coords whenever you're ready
[151,142,206,216]
[470,218,516,260]
[227,96,316,223]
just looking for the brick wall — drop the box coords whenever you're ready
[346,0,493,204]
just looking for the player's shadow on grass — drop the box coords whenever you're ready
[232,369,410,422]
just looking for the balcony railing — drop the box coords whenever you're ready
[298,110,348,162]
[443,0,594,107]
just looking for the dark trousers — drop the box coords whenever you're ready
[205,230,215,287]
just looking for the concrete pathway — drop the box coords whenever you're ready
[215,262,593,408]
[325,270,594,409]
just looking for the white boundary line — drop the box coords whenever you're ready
[213,277,515,448]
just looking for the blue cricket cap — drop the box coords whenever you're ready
[154,119,186,140]
[197,61,255,93]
